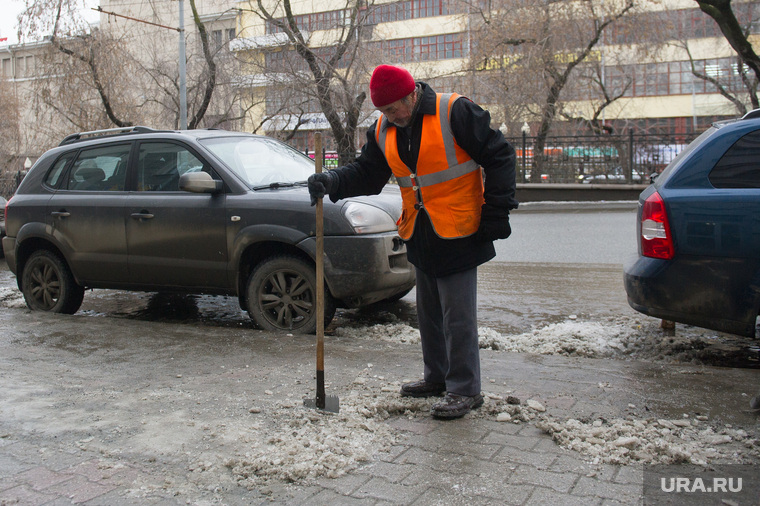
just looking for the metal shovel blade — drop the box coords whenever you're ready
[304,371,340,413]
[303,395,340,413]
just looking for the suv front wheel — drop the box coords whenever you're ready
[246,255,336,333]
[21,250,85,314]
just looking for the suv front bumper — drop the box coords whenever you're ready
[311,232,415,307]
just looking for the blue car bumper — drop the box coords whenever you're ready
[624,255,759,338]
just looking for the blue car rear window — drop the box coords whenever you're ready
[709,129,760,188]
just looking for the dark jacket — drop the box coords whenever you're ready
[331,82,518,277]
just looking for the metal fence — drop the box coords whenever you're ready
[0,133,697,199]
[0,172,24,200]
[504,132,698,184]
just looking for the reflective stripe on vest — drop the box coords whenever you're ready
[375,92,484,240]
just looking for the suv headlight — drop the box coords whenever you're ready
[343,202,396,234]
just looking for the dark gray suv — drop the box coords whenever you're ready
[2,127,415,333]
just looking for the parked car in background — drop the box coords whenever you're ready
[624,111,760,337]
[582,166,644,184]
[2,127,415,333]
[0,196,6,259]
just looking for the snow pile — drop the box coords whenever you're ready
[478,321,637,357]
[225,403,397,487]
[225,365,422,488]
[537,416,760,466]
[223,367,550,488]
[0,283,25,308]
[335,322,420,344]
[337,318,757,366]
[340,320,640,359]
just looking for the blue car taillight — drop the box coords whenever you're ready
[641,191,674,260]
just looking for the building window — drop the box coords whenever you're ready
[374,33,465,63]
[603,57,751,99]
[1,58,11,78]
[212,30,223,47]
[268,0,463,34]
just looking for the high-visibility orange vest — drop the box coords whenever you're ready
[375,93,484,240]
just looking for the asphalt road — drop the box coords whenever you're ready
[495,202,638,265]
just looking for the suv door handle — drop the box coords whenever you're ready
[130,212,155,220]
[51,211,71,218]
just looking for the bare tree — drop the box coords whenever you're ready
[243,0,374,165]
[468,0,635,181]
[0,80,21,183]
[18,0,233,133]
[696,0,760,82]
[688,0,760,112]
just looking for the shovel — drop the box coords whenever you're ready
[304,132,340,413]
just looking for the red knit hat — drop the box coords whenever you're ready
[370,65,415,107]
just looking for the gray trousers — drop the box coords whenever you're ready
[415,266,480,396]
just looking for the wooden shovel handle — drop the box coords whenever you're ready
[314,133,325,407]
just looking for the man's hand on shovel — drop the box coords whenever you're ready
[307,171,337,206]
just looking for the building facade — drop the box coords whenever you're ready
[231,0,759,150]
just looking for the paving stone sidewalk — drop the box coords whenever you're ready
[0,307,757,505]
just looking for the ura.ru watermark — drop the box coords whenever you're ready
[644,465,758,505]
[659,476,742,493]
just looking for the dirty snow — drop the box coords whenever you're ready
[0,284,25,308]
[336,316,758,365]
[224,376,546,488]
[537,415,760,466]
[218,365,760,487]
[222,383,760,486]
[1,273,758,486]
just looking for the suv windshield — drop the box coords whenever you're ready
[199,136,314,187]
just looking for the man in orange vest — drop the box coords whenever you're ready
[308,65,517,419]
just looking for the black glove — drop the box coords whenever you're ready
[307,171,338,206]
[475,204,511,242]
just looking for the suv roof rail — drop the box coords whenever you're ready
[59,126,161,146]
[741,109,760,120]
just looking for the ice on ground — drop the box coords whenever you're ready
[335,322,420,344]
[225,367,426,488]
[223,371,541,488]
[224,375,759,488]
[336,317,755,365]
[478,321,637,357]
[538,416,760,466]
[0,285,25,308]
[338,320,638,358]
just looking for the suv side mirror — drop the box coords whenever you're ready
[179,171,223,194]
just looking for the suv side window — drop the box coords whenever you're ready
[138,142,209,192]
[44,152,75,188]
[67,144,130,191]
[709,130,760,189]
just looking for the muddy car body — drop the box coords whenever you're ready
[624,112,760,337]
[2,127,415,333]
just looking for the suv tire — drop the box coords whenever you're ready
[22,250,85,314]
[246,255,336,333]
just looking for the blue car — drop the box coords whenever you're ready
[624,111,760,337]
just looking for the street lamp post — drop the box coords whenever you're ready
[178,0,187,130]
[521,122,530,183]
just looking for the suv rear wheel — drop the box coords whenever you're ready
[21,250,85,314]
[246,255,335,333]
